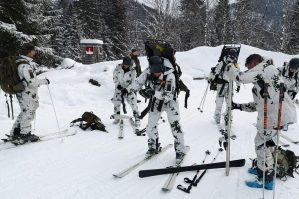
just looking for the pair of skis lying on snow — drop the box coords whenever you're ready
[113,144,245,191]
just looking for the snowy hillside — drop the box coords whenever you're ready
[0,45,298,199]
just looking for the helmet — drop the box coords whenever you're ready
[122,56,132,65]
[149,56,164,73]
[289,58,299,70]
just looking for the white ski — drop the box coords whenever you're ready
[280,133,299,144]
[0,130,77,151]
[162,146,190,192]
[113,144,173,178]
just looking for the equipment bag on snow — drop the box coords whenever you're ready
[70,111,108,132]
[143,39,190,108]
[251,147,299,180]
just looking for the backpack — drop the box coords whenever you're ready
[209,44,241,91]
[144,39,190,108]
[251,147,299,181]
[70,111,108,132]
[273,147,299,180]
[0,56,27,94]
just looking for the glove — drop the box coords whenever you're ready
[144,88,155,98]
[45,78,50,85]
[232,102,242,110]
[291,92,297,100]
[117,85,123,90]
[121,88,128,95]
[235,85,240,93]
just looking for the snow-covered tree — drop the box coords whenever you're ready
[179,0,206,50]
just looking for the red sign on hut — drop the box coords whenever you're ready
[86,47,94,54]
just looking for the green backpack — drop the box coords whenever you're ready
[0,56,26,94]
[273,147,299,180]
[70,111,108,133]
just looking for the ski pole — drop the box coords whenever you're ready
[262,83,269,199]
[197,83,209,112]
[47,85,61,133]
[225,80,233,176]
[177,148,223,193]
[273,83,284,199]
[177,150,211,193]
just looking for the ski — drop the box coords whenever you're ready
[279,140,290,147]
[280,133,299,145]
[0,129,69,145]
[0,130,77,151]
[118,119,124,139]
[139,159,246,178]
[113,144,173,178]
[162,146,190,192]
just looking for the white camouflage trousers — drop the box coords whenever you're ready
[10,91,39,135]
[112,89,139,116]
[146,100,185,154]
[255,129,277,172]
[214,83,229,124]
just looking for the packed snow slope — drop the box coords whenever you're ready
[0,44,298,199]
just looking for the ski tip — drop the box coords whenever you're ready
[112,174,122,178]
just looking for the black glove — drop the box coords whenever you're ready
[45,78,50,85]
[121,88,128,95]
[232,102,242,110]
[117,85,123,90]
[291,92,297,100]
[144,88,155,98]
[235,85,240,93]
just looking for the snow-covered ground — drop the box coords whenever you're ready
[0,44,298,199]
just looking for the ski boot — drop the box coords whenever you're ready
[11,133,40,145]
[248,167,258,175]
[245,179,274,190]
[145,139,161,159]
[175,151,186,165]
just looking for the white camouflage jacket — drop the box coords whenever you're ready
[113,64,136,89]
[131,59,176,103]
[17,55,47,94]
[226,61,297,130]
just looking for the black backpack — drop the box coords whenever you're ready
[144,39,190,108]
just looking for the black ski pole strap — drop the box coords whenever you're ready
[10,94,14,120]
[121,94,127,114]
[5,94,10,118]
[177,184,190,193]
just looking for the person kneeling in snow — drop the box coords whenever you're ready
[111,56,140,128]
[129,55,186,164]
[226,54,296,190]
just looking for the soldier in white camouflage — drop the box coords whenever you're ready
[9,43,49,144]
[111,56,140,127]
[277,58,299,130]
[227,54,297,190]
[130,56,186,164]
